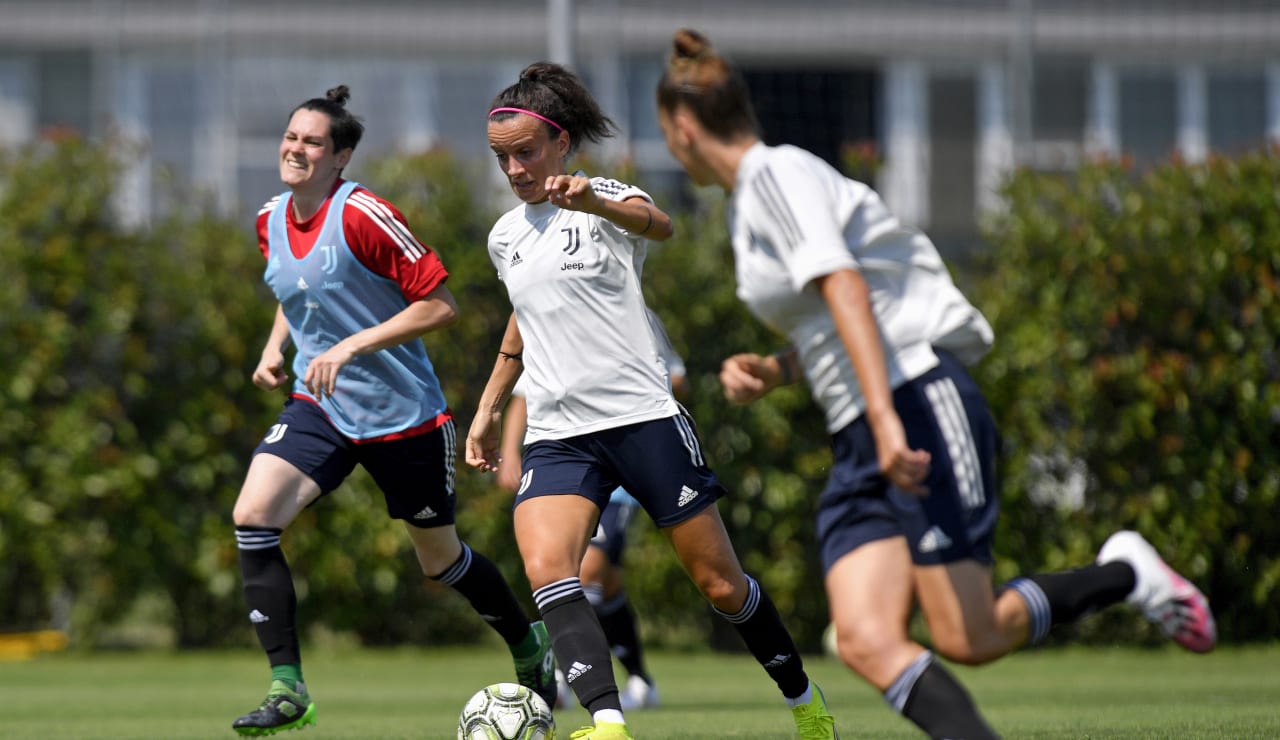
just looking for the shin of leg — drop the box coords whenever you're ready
[535,584,620,711]
[898,654,1000,740]
[915,560,1018,665]
[584,547,645,673]
[580,546,621,598]
[238,529,299,664]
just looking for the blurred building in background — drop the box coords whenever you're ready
[0,0,1277,252]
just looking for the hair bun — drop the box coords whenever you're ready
[672,28,712,60]
[325,85,351,106]
[519,62,556,83]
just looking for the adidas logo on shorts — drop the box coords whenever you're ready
[918,526,953,554]
[677,485,699,507]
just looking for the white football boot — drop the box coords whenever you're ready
[1097,530,1216,653]
[618,675,659,710]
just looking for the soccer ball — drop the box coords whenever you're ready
[457,682,556,740]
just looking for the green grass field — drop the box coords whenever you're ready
[2,645,1277,739]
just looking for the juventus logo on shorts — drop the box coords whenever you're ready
[263,423,288,444]
[516,470,533,497]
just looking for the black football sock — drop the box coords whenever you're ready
[711,575,809,700]
[887,650,1000,739]
[534,577,620,713]
[429,542,532,646]
[595,590,649,680]
[1004,562,1136,644]
[236,526,300,669]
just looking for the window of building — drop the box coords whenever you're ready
[1030,55,1088,171]
[1119,70,1177,168]
[1208,69,1267,156]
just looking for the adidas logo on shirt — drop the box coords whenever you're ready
[296,276,309,291]
[918,526,953,554]
[248,609,270,624]
[413,505,437,520]
[565,661,593,683]
[510,251,523,267]
[677,485,699,507]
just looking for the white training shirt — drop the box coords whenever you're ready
[645,306,686,380]
[489,175,679,443]
[511,305,685,397]
[730,142,994,433]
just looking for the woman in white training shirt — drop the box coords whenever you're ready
[465,62,837,740]
[655,28,1216,740]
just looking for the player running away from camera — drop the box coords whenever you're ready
[497,307,689,713]
[656,29,1216,740]
[230,85,556,737]
[465,62,838,740]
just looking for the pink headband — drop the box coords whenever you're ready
[488,107,565,133]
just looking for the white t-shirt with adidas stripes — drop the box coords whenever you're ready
[729,142,994,433]
[489,175,679,444]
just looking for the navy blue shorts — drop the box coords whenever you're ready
[590,489,641,564]
[816,350,1000,570]
[517,410,724,529]
[253,398,457,526]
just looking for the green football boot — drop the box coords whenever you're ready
[232,679,316,736]
[513,621,558,708]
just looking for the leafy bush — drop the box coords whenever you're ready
[0,135,276,645]
[3,135,1274,654]
[973,150,1280,643]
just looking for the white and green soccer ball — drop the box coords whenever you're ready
[457,682,555,740]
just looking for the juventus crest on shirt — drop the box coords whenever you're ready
[488,175,679,443]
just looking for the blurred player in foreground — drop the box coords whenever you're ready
[498,307,688,712]
[466,61,837,740]
[230,85,555,736]
[656,29,1216,739]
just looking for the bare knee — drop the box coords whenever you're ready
[231,501,255,528]
[836,619,909,682]
[692,571,744,612]
[409,526,463,577]
[521,550,579,591]
[232,493,273,528]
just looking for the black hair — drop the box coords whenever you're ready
[488,62,616,156]
[290,85,365,153]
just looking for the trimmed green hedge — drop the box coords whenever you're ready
[0,136,275,646]
[972,150,1280,644]
[1,137,1274,651]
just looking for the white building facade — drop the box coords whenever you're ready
[0,0,1276,252]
